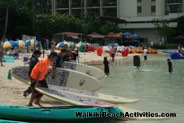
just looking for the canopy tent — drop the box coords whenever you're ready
[54,32,84,36]
[131,34,140,39]
[122,32,132,36]
[173,35,184,40]
[87,32,105,39]
[105,32,122,38]
[54,32,84,43]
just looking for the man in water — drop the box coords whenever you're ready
[28,52,58,106]
[167,59,173,73]
[143,47,148,61]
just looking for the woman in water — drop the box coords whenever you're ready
[167,59,173,73]
[103,57,109,76]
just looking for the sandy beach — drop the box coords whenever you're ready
[0,51,141,106]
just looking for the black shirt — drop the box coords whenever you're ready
[55,55,64,68]
[28,56,39,77]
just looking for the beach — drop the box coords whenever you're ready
[0,51,139,106]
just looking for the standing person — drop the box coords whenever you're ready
[51,40,56,52]
[45,39,49,50]
[23,50,42,97]
[103,57,109,76]
[75,48,79,63]
[143,47,148,61]
[0,47,4,66]
[55,49,67,68]
[63,50,71,61]
[111,46,116,63]
[28,50,42,77]
[28,52,58,106]
[71,49,79,62]
[13,47,19,59]
[151,41,153,48]
[167,59,173,73]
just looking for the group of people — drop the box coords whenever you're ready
[8,47,20,59]
[24,48,80,106]
[27,51,58,106]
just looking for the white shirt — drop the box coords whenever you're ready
[144,49,147,56]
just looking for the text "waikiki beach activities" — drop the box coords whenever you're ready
[76,112,176,118]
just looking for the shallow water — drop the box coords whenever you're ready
[95,54,184,123]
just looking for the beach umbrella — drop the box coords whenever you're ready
[56,41,70,49]
[26,39,39,46]
[122,32,132,36]
[3,40,18,49]
[16,40,26,47]
[132,34,140,39]
[132,40,140,43]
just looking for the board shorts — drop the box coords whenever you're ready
[30,78,48,98]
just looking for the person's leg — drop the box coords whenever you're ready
[28,92,37,106]
[34,95,43,107]
[112,57,114,63]
[34,79,48,107]
[144,56,146,61]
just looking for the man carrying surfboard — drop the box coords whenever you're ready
[28,52,58,107]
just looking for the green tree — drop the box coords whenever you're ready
[153,19,175,45]
[176,16,184,35]
[82,16,120,34]
[0,0,33,40]
[101,21,120,34]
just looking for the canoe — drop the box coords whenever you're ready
[0,119,27,123]
[0,105,122,121]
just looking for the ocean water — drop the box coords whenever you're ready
[96,54,184,123]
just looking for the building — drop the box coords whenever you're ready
[51,0,117,19]
[118,0,184,44]
[51,0,184,44]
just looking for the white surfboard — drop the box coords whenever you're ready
[61,61,105,80]
[35,87,167,120]
[48,85,138,104]
[11,66,102,91]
